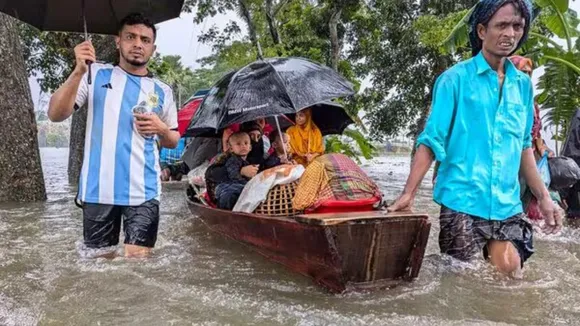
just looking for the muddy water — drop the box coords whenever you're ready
[1,148,580,326]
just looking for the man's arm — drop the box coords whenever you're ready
[520,149,549,201]
[520,80,562,233]
[158,129,180,149]
[47,41,95,122]
[134,114,180,148]
[388,73,457,212]
[388,145,434,211]
[520,148,561,233]
[158,88,179,148]
[48,71,85,122]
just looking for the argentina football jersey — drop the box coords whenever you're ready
[74,63,178,206]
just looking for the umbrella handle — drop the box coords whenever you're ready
[87,61,92,85]
[274,115,288,159]
[82,0,91,84]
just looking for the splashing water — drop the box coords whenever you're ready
[0,149,579,325]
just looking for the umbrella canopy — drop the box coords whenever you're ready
[285,101,354,136]
[185,57,355,137]
[178,96,203,137]
[0,0,184,35]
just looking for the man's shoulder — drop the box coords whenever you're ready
[152,77,174,95]
[91,62,115,73]
[439,57,477,81]
[81,63,115,86]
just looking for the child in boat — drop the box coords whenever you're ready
[214,131,259,210]
[261,131,294,170]
[241,121,270,165]
[287,108,324,166]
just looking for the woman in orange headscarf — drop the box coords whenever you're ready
[286,108,324,166]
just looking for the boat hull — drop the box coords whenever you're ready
[187,199,431,293]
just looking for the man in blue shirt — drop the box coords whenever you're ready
[389,0,562,277]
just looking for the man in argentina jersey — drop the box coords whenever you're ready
[47,13,180,258]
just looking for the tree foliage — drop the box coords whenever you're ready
[348,0,477,141]
[436,0,580,151]
[19,24,117,93]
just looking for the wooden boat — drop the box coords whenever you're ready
[186,196,431,294]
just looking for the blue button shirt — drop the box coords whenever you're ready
[417,51,534,220]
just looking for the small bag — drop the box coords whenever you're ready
[548,156,580,190]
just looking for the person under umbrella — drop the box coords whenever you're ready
[286,108,324,166]
[47,13,180,258]
[185,57,355,138]
[241,121,272,165]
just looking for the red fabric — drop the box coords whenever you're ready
[263,123,273,136]
[178,98,203,136]
[526,197,542,220]
[203,192,217,208]
[307,196,380,214]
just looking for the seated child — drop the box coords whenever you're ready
[214,131,259,210]
[261,131,294,171]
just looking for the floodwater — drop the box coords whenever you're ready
[2,148,580,326]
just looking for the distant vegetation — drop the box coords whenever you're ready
[36,110,69,148]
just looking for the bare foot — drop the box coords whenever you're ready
[124,244,152,258]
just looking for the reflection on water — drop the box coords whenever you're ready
[0,148,579,325]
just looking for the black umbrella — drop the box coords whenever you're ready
[185,57,355,137]
[0,0,184,83]
[285,101,354,136]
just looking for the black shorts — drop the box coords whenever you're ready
[439,206,534,266]
[82,199,160,248]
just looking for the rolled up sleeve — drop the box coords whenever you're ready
[522,81,534,150]
[416,74,457,162]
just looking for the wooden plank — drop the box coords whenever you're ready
[293,210,429,226]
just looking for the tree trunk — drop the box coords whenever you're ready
[329,7,343,71]
[265,0,282,48]
[239,0,262,58]
[0,14,46,201]
[67,107,87,184]
[67,36,116,185]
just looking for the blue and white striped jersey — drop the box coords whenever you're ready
[74,63,178,206]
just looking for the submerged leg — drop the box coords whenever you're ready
[486,240,522,278]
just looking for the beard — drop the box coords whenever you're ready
[121,51,149,67]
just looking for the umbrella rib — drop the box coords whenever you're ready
[215,69,240,130]
[266,60,297,112]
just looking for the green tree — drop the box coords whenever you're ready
[438,0,580,153]
[348,0,477,146]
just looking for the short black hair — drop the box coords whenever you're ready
[241,121,263,135]
[118,13,157,40]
